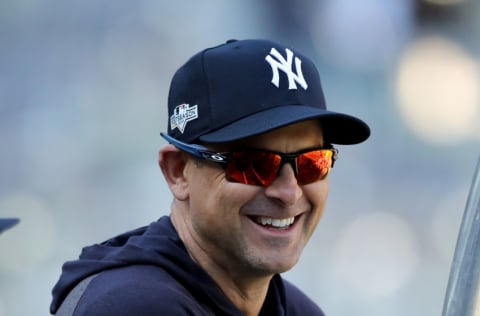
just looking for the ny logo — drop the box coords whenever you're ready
[265,47,308,90]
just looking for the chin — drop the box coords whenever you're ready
[255,256,300,275]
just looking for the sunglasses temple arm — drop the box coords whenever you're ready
[160,133,230,163]
[161,133,209,159]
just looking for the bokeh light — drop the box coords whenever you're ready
[331,212,420,298]
[395,35,480,145]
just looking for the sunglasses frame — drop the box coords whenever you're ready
[161,133,338,185]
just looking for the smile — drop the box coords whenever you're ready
[253,216,295,229]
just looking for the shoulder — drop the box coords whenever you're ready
[72,265,205,316]
[282,279,325,316]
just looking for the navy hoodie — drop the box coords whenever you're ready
[50,216,325,315]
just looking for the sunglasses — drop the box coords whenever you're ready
[161,133,338,187]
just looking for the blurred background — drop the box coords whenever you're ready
[1,0,479,315]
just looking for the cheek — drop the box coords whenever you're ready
[305,180,330,219]
[187,165,258,219]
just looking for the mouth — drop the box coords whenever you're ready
[249,215,299,230]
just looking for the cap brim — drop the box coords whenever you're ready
[0,218,19,234]
[198,105,370,145]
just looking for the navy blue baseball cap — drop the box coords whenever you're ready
[0,218,19,234]
[166,39,370,145]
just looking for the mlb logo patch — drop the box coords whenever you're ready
[170,103,198,133]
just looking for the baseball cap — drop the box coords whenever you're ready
[166,39,370,145]
[0,218,19,234]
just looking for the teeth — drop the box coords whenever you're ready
[256,216,295,228]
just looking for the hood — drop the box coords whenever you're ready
[50,216,245,315]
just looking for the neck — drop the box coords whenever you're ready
[199,251,272,316]
[171,208,272,316]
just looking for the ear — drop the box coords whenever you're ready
[158,145,189,201]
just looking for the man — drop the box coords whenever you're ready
[50,39,370,315]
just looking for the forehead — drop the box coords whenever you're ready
[210,120,324,152]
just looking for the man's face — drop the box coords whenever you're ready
[182,120,329,276]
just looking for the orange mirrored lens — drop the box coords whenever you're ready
[225,151,282,186]
[296,150,333,185]
[224,149,334,186]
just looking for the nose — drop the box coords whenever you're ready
[264,163,303,206]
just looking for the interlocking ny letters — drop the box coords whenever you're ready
[265,47,308,90]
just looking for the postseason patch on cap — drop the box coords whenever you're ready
[170,103,199,134]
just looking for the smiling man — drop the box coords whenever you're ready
[50,39,370,316]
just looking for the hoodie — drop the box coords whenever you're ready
[50,216,324,315]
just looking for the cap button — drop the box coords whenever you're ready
[226,39,238,44]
